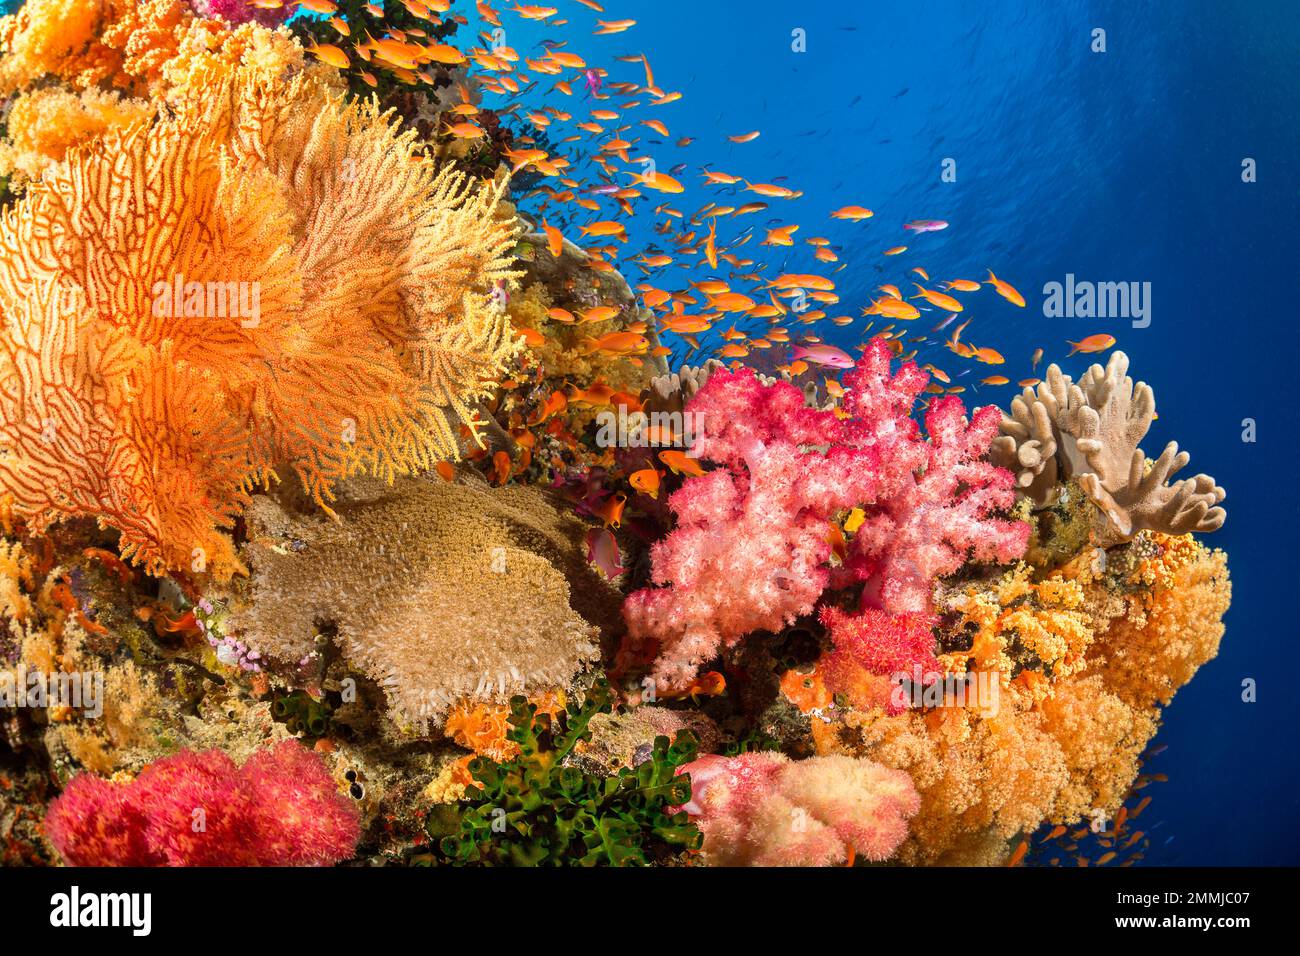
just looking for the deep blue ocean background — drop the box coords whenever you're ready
[1,0,1293,864]
[486,0,1299,865]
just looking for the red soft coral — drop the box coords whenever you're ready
[621,337,1027,690]
[818,605,941,714]
[43,741,360,866]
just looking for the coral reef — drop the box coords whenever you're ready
[44,740,360,866]
[0,1,1235,876]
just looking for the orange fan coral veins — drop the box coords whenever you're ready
[0,65,521,580]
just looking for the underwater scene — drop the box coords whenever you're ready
[0,0,1294,902]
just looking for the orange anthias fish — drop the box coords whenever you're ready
[1067,334,1116,356]
[659,449,706,477]
[986,269,1026,307]
[831,205,874,220]
[912,284,963,313]
[659,671,726,702]
[594,491,627,528]
[629,467,662,499]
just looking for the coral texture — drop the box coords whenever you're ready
[621,337,1027,688]
[232,476,619,732]
[991,352,1225,542]
[43,741,360,866]
[0,63,518,577]
[676,751,920,866]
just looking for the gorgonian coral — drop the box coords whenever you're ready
[675,751,920,866]
[0,64,518,578]
[620,337,1027,688]
[44,741,360,866]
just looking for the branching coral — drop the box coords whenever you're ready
[620,337,1027,688]
[991,352,1225,543]
[231,476,619,733]
[0,62,519,578]
[675,751,920,866]
[44,741,360,866]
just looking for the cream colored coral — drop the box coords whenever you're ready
[231,476,621,733]
[992,351,1225,542]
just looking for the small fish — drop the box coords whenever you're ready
[791,344,854,368]
[1031,347,1043,370]
[659,671,726,702]
[728,130,761,143]
[586,527,625,578]
[904,219,948,233]
[1006,840,1029,867]
[831,205,874,220]
[594,491,627,528]
[1067,334,1116,356]
[629,468,662,499]
[659,449,706,477]
[985,269,1026,307]
[305,41,350,69]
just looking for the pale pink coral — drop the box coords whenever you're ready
[676,752,920,866]
[44,741,360,866]
[621,337,1027,689]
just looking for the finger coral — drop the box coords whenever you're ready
[44,740,360,866]
[0,61,519,578]
[621,337,1027,688]
[230,476,618,733]
[675,751,920,866]
[991,352,1225,543]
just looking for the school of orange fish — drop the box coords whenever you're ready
[273,0,1117,393]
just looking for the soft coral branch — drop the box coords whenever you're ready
[621,337,1028,690]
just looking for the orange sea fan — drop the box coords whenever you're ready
[0,67,520,578]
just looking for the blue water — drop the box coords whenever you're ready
[487,0,1300,865]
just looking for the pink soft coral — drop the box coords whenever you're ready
[621,337,1027,689]
[44,741,360,866]
[188,0,290,26]
[676,752,920,866]
[842,393,1029,613]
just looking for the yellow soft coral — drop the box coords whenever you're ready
[0,63,519,578]
[817,532,1229,864]
[939,564,1094,707]
[0,86,153,181]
